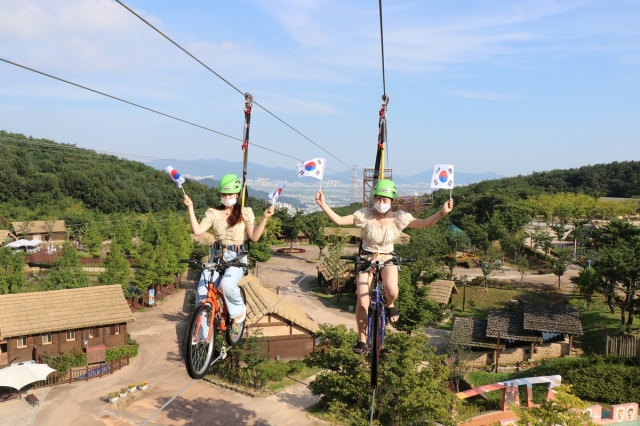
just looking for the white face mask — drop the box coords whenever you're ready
[221,198,237,207]
[374,203,391,213]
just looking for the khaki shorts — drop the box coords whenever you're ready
[356,253,396,290]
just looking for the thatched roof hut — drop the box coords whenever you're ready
[425,280,458,305]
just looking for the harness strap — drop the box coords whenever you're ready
[241,93,253,208]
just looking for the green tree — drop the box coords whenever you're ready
[460,215,490,253]
[277,208,303,250]
[0,247,27,294]
[306,324,453,426]
[570,267,601,311]
[551,248,574,288]
[531,228,554,266]
[98,240,131,287]
[133,242,158,293]
[45,242,90,289]
[512,385,594,426]
[550,222,568,241]
[593,220,640,327]
[82,228,103,258]
[300,213,327,260]
[394,267,444,334]
[479,250,502,291]
[142,213,159,247]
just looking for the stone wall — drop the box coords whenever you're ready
[465,341,569,367]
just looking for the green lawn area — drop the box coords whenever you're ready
[311,290,357,313]
[266,365,323,393]
[567,293,622,354]
[448,286,560,319]
[442,285,625,355]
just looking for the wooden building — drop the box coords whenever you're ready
[317,258,353,293]
[0,285,135,368]
[10,220,66,242]
[240,275,319,361]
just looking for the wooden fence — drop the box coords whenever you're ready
[31,354,130,389]
[606,335,640,358]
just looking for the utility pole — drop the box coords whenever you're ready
[462,281,467,312]
[495,330,501,373]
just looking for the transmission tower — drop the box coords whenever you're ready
[351,165,359,203]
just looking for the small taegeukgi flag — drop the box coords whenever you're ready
[430,164,454,189]
[165,166,186,188]
[296,158,325,180]
[268,181,287,205]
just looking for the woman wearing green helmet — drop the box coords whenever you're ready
[316,180,453,354]
[184,173,275,323]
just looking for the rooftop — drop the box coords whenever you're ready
[523,302,583,335]
[486,311,543,343]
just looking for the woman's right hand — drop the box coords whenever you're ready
[183,194,193,208]
[315,190,325,206]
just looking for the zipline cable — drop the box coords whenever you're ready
[114,0,353,170]
[378,0,387,97]
[0,58,237,141]
[0,58,348,174]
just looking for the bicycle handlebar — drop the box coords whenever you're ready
[339,255,416,265]
[179,258,246,270]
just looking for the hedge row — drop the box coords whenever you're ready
[467,355,640,405]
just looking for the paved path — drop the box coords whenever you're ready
[22,274,327,426]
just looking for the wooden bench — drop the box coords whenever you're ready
[25,394,39,407]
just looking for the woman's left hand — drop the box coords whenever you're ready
[264,205,275,218]
[443,198,454,215]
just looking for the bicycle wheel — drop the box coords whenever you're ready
[225,286,247,347]
[185,303,216,379]
[370,305,383,388]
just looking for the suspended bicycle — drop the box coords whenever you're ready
[180,255,248,379]
[340,254,415,388]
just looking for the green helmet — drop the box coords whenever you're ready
[219,174,242,194]
[373,179,397,199]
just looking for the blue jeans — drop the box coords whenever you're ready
[196,249,247,319]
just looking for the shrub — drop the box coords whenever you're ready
[287,360,305,375]
[128,383,135,389]
[108,391,118,399]
[43,349,87,372]
[139,381,148,387]
[105,344,138,361]
[256,361,290,382]
[120,387,128,393]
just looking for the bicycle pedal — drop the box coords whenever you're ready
[220,346,228,360]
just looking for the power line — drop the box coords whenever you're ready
[114,0,352,170]
[0,57,347,174]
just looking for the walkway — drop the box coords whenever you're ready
[17,273,328,426]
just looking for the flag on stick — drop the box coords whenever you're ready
[430,164,454,198]
[166,165,186,194]
[268,181,287,205]
[296,158,326,181]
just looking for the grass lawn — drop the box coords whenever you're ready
[311,290,357,313]
[266,365,323,393]
[567,293,622,354]
[448,286,559,319]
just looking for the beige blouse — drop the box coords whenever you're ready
[352,208,414,254]
[200,207,256,246]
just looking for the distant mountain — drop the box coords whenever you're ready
[146,159,502,186]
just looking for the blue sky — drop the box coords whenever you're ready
[1,0,639,177]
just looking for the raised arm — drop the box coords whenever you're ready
[246,206,275,242]
[315,190,354,226]
[408,198,454,229]
[184,194,212,236]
